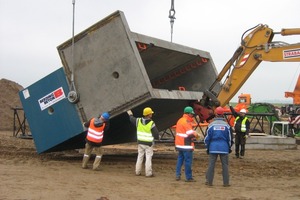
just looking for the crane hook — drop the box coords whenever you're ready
[169,0,176,42]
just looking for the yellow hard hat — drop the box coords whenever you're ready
[143,107,154,116]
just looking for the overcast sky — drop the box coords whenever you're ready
[1,0,299,103]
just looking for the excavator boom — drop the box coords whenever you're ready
[195,24,300,121]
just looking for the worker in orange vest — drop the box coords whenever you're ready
[82,112,110,170]
[175,106,199,182]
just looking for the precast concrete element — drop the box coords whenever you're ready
[243,136,297,150]
[20,10,220,153]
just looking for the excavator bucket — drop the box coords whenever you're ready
[19,10,219,154]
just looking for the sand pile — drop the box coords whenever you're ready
[0,78,24,130]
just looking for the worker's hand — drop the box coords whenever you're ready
[244,135,249,139]
[195,133,201,141]
[206,149,209,155]
[127,110,133,116]
[229,148,232,154]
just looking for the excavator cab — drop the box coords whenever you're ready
[271,121,294,137]
[238,93,251,106]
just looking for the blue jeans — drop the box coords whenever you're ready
[176,150,193,180]
[206,154,229,185]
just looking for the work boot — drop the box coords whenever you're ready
[205,181,213,186]
[92,155,102,170]
[145,174,155,178]
[185,178,196,182]
[82,154,90,169]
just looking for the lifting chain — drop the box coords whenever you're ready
[169,0,176,42]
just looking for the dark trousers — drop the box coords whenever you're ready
[235,132,246,157]
[206,154,229,185]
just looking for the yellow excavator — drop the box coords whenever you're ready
[193,24,300,122]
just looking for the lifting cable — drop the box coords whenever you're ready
[67,0,80,103]
[169,0,176,42]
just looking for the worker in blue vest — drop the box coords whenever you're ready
[230,106,250,159]
[127,107,159,177]
[204,106,233,187]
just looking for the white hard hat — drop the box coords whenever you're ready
[240,109,247,113]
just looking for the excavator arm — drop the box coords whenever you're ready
[194,24,300,121]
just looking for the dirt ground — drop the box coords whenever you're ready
[0,131,299,200]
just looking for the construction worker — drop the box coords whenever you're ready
[82,112,110,170]
[204,106,232,187]
[230,106,250,159]
[175,106,199,182]
[127,107,159,177]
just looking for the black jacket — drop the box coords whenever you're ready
[230,106,250,135]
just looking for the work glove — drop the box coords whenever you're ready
[244,135,249,139]
[229,148,232,154]
[195,133,201,141]
[82,122,87,130]
[206,149,209,155]
[127,110,133,116]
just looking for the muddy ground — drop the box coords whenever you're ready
[1,131,300,200]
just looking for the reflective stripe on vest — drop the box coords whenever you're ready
[86,118,105,143]
[234,116,248,132]
[175,144,194,150]
[175,132,194,150]
[137,118,154,142]
[175,115,195,150]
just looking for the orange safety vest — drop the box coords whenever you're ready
[175,114,196,151]
[86,118,106,143]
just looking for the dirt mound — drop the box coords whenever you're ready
[0,78,24,130]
